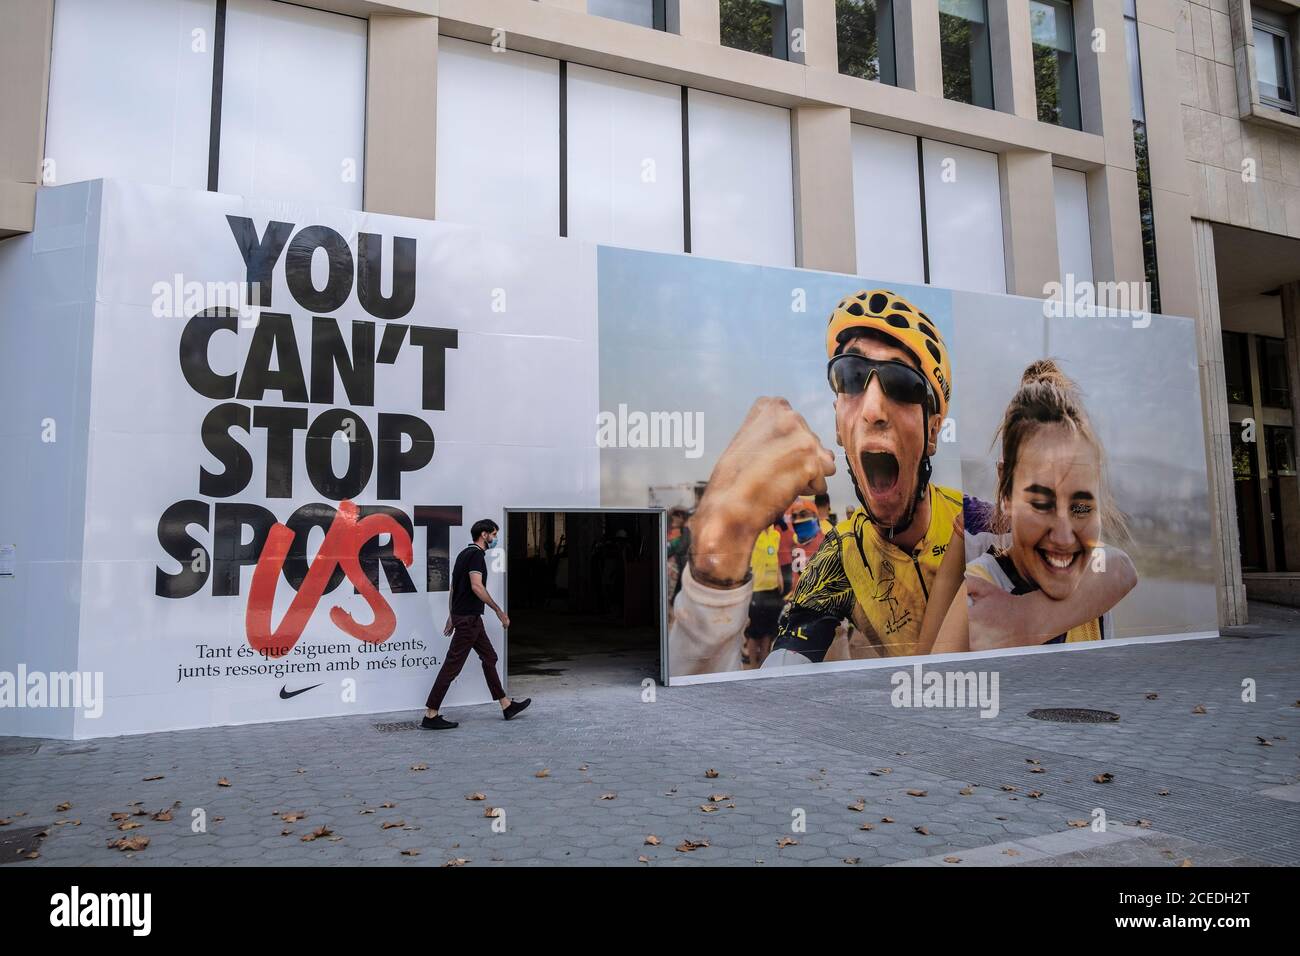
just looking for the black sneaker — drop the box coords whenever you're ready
[502,698,531,721]
[421,715,458,730]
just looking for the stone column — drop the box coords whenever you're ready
[791,105,857,273]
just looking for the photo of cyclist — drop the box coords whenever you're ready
[668,289,959,674]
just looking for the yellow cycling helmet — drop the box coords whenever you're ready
[825,289,952,420]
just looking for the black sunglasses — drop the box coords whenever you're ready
[827,354,934,410]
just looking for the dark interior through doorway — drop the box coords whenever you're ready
[505,511,662,690]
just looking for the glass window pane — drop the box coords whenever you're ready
[44,0,215,190]
[687,90,795,267]
[589,0,662,29]
[851,125,924,282]
[1222,332,1251,405]
[218,0,367,207]
[720,0,789,59]
[921,139,1006,294]
[939,0,993,109]
[1031,0,1081,128]
[837,0,896,84]
[1254,27,1294,104]
[1125,15,1145,122]
[566,64,684,253]
[1267,426,1296,477]
[1258,336,1292,409]
[1053,167,1092,284]
[436,38,561,238]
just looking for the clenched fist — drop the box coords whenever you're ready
[689,397,836,588]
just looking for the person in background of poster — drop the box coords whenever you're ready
[669,289,959,674]
[744,523,784,668]
[927,360,1137,651]
[781,497,827,598]
[422,519,531,729]
[665,507,691,630]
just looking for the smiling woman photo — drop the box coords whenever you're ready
[925,359,1137,653]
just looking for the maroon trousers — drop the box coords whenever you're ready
[425,613,505,710]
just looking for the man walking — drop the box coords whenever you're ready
[422,519,530,730]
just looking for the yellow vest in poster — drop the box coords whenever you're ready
[750,527,782,593]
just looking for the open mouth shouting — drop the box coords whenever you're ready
[857,448,911,523]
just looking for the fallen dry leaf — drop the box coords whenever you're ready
[217,778,231,787]
[381,821,406,829]
[699,804,719,813]
[280,828,293,836]
[843,857,860,864]
[142,775,164,782]
[1157,789,1170,797]
[881,816,895,824]
[410,764,428,772]
[914,826,930,835]
[599,793,617,800]
[108,836,149,852]
[848,798,866,812]
[110,812,129,822]
[55,802,71,812]
[443,857,470,867]
[943,856,961,863]
[906,789,927,797]
[1003,848,1020,857]
[676,839,709,852]
[535,769,551,778]
[465,792,486,801]
[644,835,660,846]
[1000,785,1018,792]
[117,821,142,831]
[380,802,396,808]
[708,793,729,802]
[958,787,974,796]
[280,811,306,823]
[1029,767,1045,774]
[1179,858,1193,867]
[484,807,503,819]
[1146,693,1159,700]
[704,769,719,779]
[777,837,798,848]
[859,823,875,831]
[1027,791,1044,799]
[1067,820,1089,828]
[1025,759,1040,765]
[1257,737,1273,746]
[1094,773,1114,784]
[1191,704,1206,715]
[400,849,420,857]
[359,809,375,815]
[151,809,173,822]
[637,855,650,863]
[301,825,333,843]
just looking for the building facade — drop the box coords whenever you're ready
[1,0,1298,627]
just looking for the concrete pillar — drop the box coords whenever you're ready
[896,0,943,97]
[0,0,54,236]
[791,0,840,72]
[999,148,1061,296]
[668,0,720,44]
[1086,164,1146,285]
[791,105,857,273]
[364,16,440,221]
[1191,218,1248,626]
[988,0,1038,118]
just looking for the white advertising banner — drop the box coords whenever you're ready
[2,180,598,737]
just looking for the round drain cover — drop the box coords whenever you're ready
[1027,708,1120,723]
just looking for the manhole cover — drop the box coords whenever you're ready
[1027,708,1120,723]
[373,721,420,733]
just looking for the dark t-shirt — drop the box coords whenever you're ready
[450,544,489,616]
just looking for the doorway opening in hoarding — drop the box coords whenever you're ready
[504,509,666,692]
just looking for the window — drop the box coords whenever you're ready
[566,65,684,253]
[939,0,994,109]
[1254,8,1297,113]
[1053,167,1092,284]
[588,0,666,30]
[1222,332,1251,406]
[1124,0,1161,313]
[1030,0,1081,129]
[686,90,795,267]
[921,139,1006,294]
[851,125,923,282]
[1267,426,1297,477]
[436,38,561,238]
[218,0,367,208]
[720,0,789,60]
[44,0,216,190]
[1258,336,1292,409]
[837,0,897,85]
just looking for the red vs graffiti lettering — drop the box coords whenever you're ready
[155,217,463,657]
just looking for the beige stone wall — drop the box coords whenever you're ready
[1177,0,1300,236]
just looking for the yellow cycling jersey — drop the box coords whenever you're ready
[773,484,962,660]
[750,526,783,593]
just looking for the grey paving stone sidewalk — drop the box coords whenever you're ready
[1,606,1297,867]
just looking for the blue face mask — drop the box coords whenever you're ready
[485,535,498,549]
[793,518,819,543]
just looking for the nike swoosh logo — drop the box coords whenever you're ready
[279,683,322,700]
